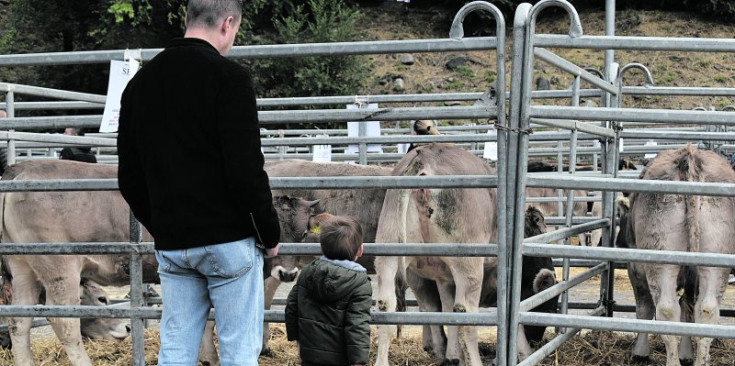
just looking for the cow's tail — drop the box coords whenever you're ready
[396,188,410,287]
[680,144,701,253]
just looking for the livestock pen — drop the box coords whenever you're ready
[0,0,735,365]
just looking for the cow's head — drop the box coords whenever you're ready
[524,206,547,238]
[79,279,131,341]
[267,195,321,283]
[521,206,558,350]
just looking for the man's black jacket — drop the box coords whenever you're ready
[117,37,280,250]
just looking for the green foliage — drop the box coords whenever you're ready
[455,65,475,79]
[252,0,368,99]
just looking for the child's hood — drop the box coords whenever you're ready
[301,256,369,303]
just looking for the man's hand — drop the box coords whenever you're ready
[264,243,280,258]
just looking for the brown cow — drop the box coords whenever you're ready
[0,277,130,347]
[374,143,497,366]
[525,187,590,245]
[0,160,159,366]
[0,160,316,366]
[616,145,735,366]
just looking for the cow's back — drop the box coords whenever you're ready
[377,143,496,245]
[265,159,392,243]
[0,160,144,243]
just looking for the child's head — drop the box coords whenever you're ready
[319,216,363,261]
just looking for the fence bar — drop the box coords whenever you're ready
[523,243,735,268]
[519,263,607,312]
[521,312,735,339]
[517,307,606,366]
[530,106,735,125]
[534,48,618,95]
[530,118,616,138]
[534,34,735,52]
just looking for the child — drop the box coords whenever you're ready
[285,215,372,366]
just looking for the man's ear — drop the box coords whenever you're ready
[222,15,234,35]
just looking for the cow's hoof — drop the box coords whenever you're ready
[260,346,273,357]
[631,355,650,363]
[679,358,693,366]
[453,304,466,313]
[442,358,460,366]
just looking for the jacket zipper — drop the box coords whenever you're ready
[249,212,266,250]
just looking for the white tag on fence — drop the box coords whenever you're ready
[345,103,382,154]
[100,59,139,133]
[483,128,498,160]
[312,135,332,162]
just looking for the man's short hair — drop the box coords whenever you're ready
[186,0,243,29]
[320,216,363,261]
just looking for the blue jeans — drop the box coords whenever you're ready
[155,237,264,366]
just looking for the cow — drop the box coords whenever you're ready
[417,205,559,363]
[0,160,318,366]
[525,187,590,245]
[615,145,735,366]
[0,159,159,366]
[587,191,624,247]
[374,143,497,366]
[480,206,558,361]
[0,277,130,347]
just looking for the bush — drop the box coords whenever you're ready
[251,0,369,100]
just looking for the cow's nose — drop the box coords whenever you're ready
[279,271,298,282]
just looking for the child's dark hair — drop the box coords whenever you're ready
[319,216,363,261]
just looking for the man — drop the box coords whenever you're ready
[117,1,281,365]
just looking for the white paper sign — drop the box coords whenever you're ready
[483,128,498,160]
[644,140,658,159]
[346,103,382,154]
[312,135,332,162]
[397,143,410,154]
[100,59,139,133]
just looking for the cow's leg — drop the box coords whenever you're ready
[517,325,533,361]
[261,276,281,356]
[450,259,483,366]
[678,296,694,364]
[405,269,446,362]
[43,273,93,366]
[647,264,682,366]
[629,263,655,361]
[693,266,728,366]
[7,265,42,366]
[198,321,218,366]
[436,280,461,365]
[374,256,400,366]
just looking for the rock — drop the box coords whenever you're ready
[393,78,405,91]
[536,77,550,91]
[445,57,469,70]
[400,53,414,65]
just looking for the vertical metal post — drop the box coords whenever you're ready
[560,76,581,327]
[5,92,16,167]
[509,3,583,364]
[599,63,620,316]
[358,121,367,165]
[502,4,531,365]
[604,0,615,81]
[129,211,145,366]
